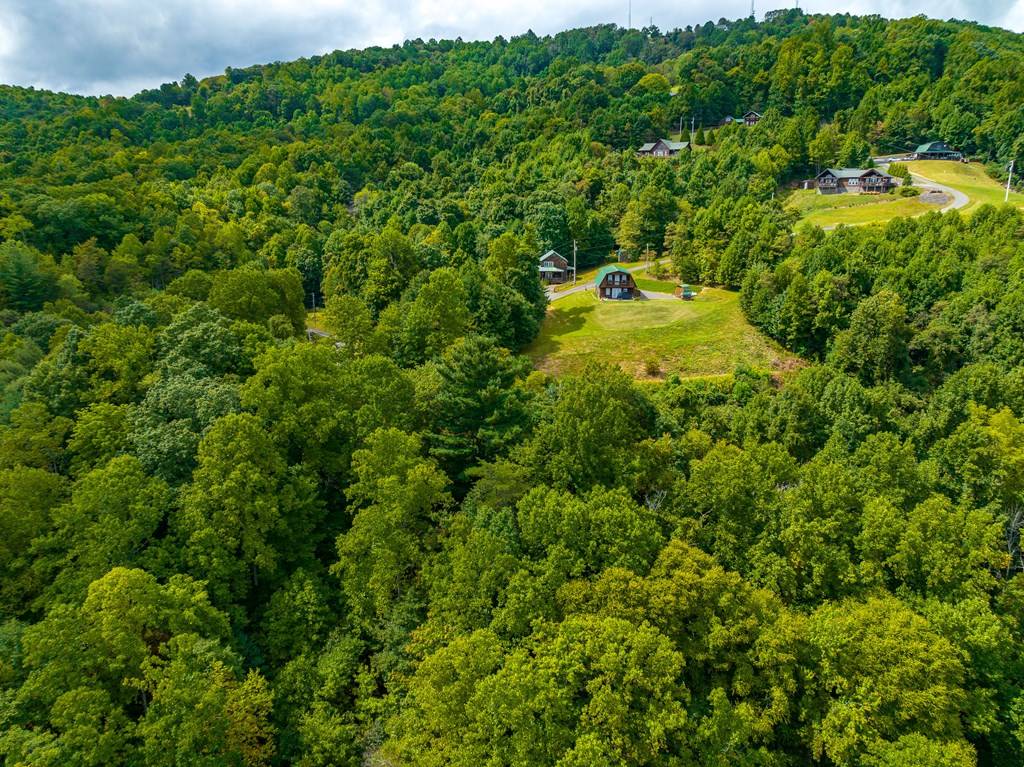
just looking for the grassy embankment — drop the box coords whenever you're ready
[785,188,937,228]
[904,160,1024,213]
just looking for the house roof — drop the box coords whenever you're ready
[915,141,955,154]
[743,110,761,118]
[818,168,893,180]
[639,139,690,152]
[538,265,564,273]
[539,249,564,263]
[594,265,631,285]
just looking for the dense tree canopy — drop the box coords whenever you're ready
[2,10,1024,767]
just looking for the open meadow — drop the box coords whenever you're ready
[527,288,798,379]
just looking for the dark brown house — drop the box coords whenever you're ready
[815,168,897,194]
[743,110,762,126]
[538,250,573,283]
[595,265,637,300]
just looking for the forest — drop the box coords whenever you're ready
[1,9,1024,766]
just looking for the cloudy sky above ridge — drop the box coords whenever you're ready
[0,0,1021,96]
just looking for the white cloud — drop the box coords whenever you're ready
[0,0,1019,96]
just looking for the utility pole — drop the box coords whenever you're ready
[691,115,695,143]
[678,115,683,140]
[1007,159,1015,203]
[310,290,317,317]
[572,239,577,285]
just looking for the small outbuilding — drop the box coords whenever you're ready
[675,284,698,300]
[595,265,638,300]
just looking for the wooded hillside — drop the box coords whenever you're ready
[2,11,1024,767]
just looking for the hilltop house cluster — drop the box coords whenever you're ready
[807,139,963,194]
[721,110,761,126]
[551,135,967,295]
[537,252,641,301]
[638,111,761,158]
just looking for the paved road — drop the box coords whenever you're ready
[546,258,672,302]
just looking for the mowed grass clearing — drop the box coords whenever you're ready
[905,160,1024,212]
[526,288,799,379]
[785,188,938,228]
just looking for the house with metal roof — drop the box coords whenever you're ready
[637,139,690,158]
[742,110,762,126]
[594,265,638,300]
[538,250,573,284]
[815,167,897,195]
[912,141,963,161]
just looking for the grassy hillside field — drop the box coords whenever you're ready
[905,160,1024,212]
[785,188,939,228]
[527,288,798,379]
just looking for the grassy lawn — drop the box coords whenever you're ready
[552,259,615,292]
[635,276,678,293]
[904,161,1024,212]
[785,188,937,228]
[526,288,799,380]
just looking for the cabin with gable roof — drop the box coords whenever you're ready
[637,139,690,158]
[538,250,573,284]
[594,265,638,300]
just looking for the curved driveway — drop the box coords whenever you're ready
[908,170,970,212]
[875,159,970,213]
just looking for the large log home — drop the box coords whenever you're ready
[815,167,897,194]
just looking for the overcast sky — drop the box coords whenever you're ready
[0,0,1021,96]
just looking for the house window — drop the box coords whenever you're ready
[848,178,858,185]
